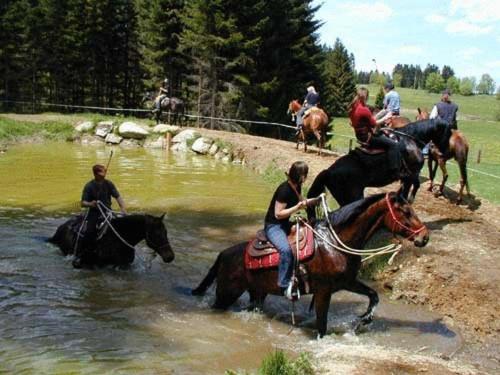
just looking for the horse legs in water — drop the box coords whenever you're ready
[343,279,379,329]
[248,290,267,312]
[314,289,332,338]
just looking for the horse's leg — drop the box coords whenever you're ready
[344,279,379,328]
[437,158,448,196]
[248,290,267,312]
[427,155,436,192]
[301,130,307,153]
[313,129,322,155]
[314,288,332,338]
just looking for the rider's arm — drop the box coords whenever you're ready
[116,196,127,215]
[274,200,307,220]
[82,200,97,208]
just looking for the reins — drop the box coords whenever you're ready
[96,201,136,250]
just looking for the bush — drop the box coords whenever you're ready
[425,72,445,93]
[375,86,384,109]
[258,350,314,375]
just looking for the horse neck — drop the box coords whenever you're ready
[335,199,387,249]
[112,215,146,246]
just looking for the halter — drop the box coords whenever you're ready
[385,193,426,238]
[145,226,171,251]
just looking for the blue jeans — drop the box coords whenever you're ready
[265,223,293,288]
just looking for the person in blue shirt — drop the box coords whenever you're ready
[296,85,320,133]
[376,82,400,121]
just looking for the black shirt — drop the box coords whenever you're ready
[81,179,120,214]
[304,92,320,106]
[264,181,301,227]
[436,101,458,129]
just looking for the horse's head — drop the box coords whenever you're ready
[383,192,429,247]
[145,214,175,263]
[416,107,429,121]
[287,100,301,115]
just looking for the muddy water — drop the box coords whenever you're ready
[0,143,462,373]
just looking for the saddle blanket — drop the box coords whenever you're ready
[244,226,315,270]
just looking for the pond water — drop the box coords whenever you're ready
[0,143,461,373]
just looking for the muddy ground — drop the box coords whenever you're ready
[195,128,499,374]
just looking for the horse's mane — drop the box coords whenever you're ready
[327,193,385,227]
[398,119,449,139]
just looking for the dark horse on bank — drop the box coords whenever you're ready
[48,213,175,268]
[142,91,186,125]
[306,118,451,210]
[192,192,428,337]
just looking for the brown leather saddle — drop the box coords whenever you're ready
[248,226,307,257]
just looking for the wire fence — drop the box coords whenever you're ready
[1,98,499,182]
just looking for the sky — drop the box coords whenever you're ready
[312,0,500,87]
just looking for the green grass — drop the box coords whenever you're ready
[0,116,75,143]
[226,350,315,375]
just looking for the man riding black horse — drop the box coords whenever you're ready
[73,164,127,268]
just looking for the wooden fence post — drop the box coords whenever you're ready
[348,139,353,151]
[476,149,481,164]
[165,132,172,150]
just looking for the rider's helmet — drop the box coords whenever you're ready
[163,78,169,84]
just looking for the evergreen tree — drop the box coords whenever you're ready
[322,39,356,116]
[375,86,384,109]
[441,65,454,82]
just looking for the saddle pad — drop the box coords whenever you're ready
[244,227,315,270]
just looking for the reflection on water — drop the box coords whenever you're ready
[0,143,461,373]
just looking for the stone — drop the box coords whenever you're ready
[105,133,122,144]
[80,134,104,145]
[172,129,200,143]
[191,137,213,154]
[171,141,189,152]
[222,154,232,163]
[95,121,114,138]
[118,122,150,139]
[152,124,180,134]
[208,143,219,156]
[144,136,165,149]
[120,139,143,148]
[75,121,94,132]
[214,151,225,160]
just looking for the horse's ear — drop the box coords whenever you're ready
[417,107,421,114]
[160,213,166,220]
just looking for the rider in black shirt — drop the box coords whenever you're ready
[73,164,127,268]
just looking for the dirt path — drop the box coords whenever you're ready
[196,127,500,373]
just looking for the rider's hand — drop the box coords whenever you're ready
[298,200,308,209]
[90,201,97,208]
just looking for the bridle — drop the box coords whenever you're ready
[385,193,426,239]
[145,223,171,252]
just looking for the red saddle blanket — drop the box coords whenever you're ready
[244,226,315,270]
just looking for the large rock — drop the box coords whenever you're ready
[95,121,114,138]
[171,141,189,152]
[80,134,104,145]
[75,121,94,133]
[120,139,143,148]
[105,133,122,144]
[191,137,213,154]
[153,124,180,135]
[144,136,165,149]
[118,122,150,139]
[172,129,200,144]
[208,143,219,156]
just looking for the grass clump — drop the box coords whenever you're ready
[262,161,285,186]
[226,350,315,375]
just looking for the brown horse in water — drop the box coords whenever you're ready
[288,100,329,155]
[192,192,429,338]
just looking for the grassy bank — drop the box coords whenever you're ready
[0,116,75,144]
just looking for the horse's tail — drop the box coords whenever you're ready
[192,253,221,296]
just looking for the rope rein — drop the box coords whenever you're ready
[295,193,427,263]
[96,201,136,250]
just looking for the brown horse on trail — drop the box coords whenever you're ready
[192,192,429,338]
[288,100,329,155]
[416,108,470,203]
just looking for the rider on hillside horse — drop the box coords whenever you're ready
[73,164,127,268]
[349,87,405,179]
[296,85,320,134]
[152,78,170,115]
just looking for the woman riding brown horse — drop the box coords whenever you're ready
[192,192,428,338]
[288,100,329,155]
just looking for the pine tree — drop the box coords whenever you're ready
[322,39,356,116]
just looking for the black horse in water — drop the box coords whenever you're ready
[48,214,175,268]
[307,119,451,211]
